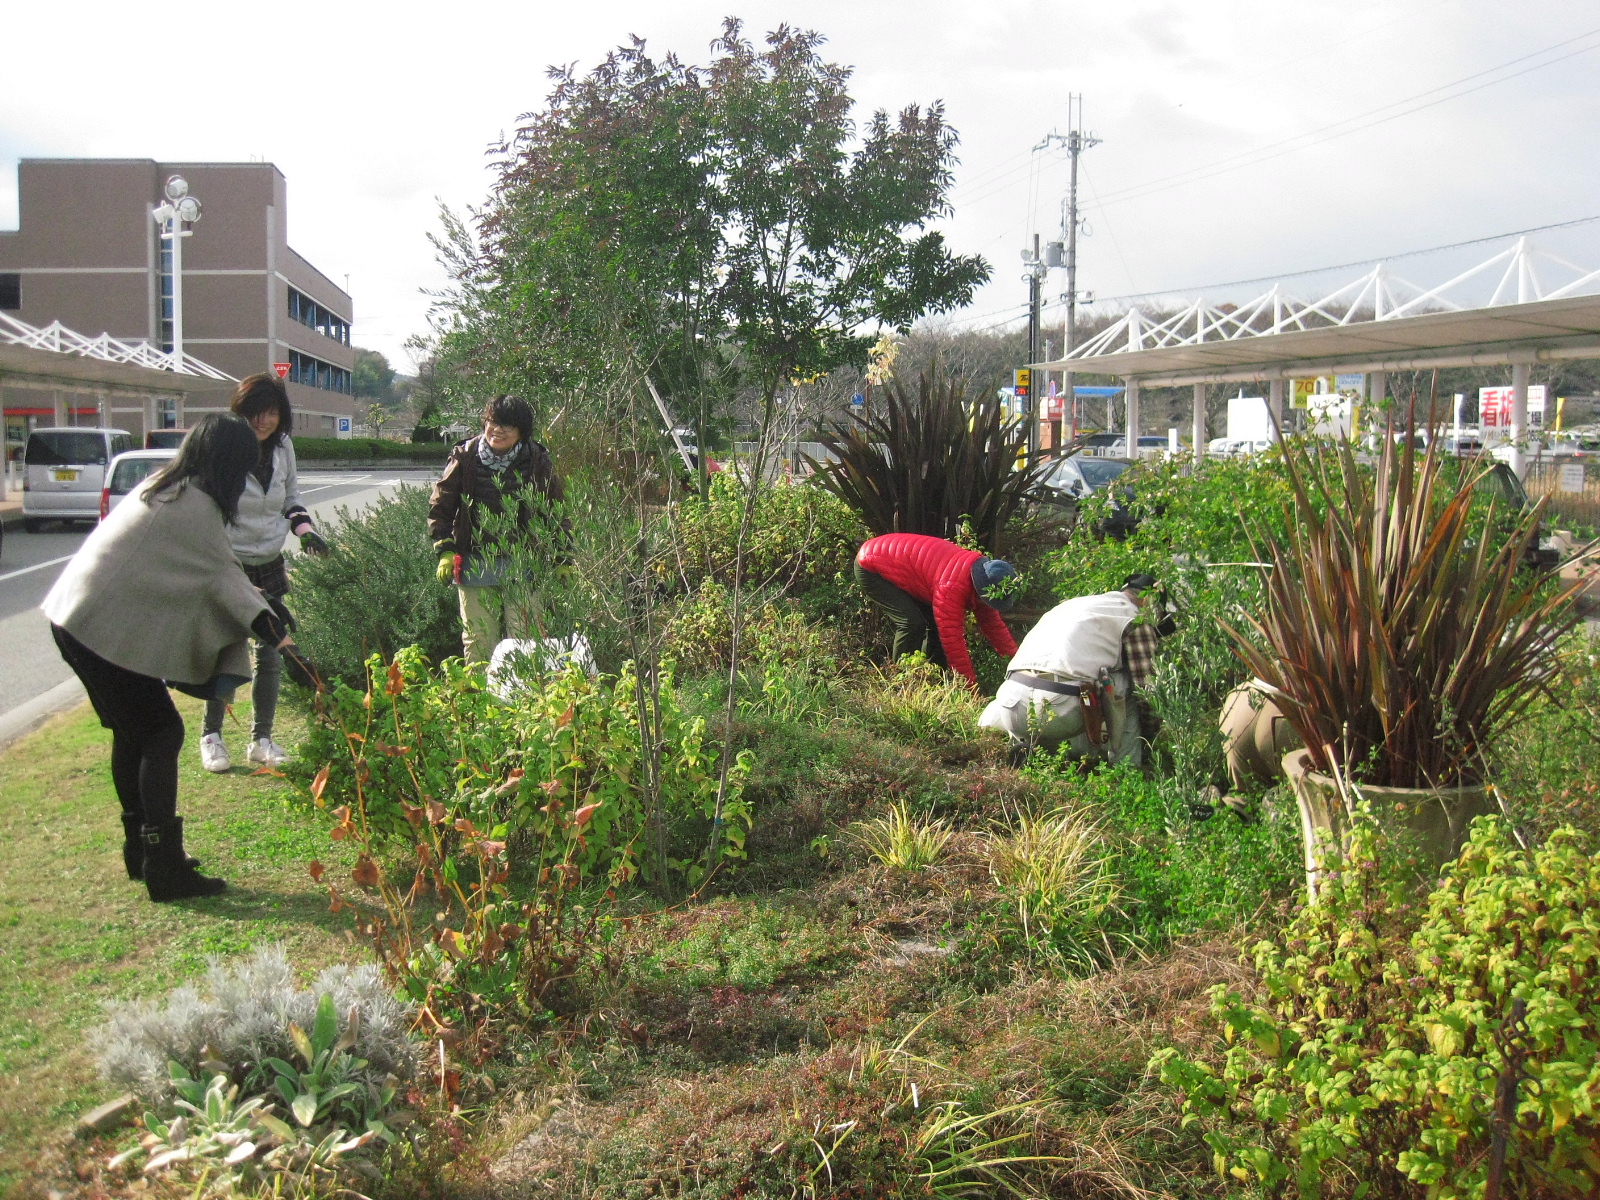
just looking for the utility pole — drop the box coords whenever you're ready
[1037,96,1100,431]
[1021,234,1044,456]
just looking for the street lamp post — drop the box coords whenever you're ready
[150,176,202,373]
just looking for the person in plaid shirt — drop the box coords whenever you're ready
[979,573,1173,763]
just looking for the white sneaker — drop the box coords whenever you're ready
[246,738,290,767]
[199,733,231,774]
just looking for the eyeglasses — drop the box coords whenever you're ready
[484,422,516,435]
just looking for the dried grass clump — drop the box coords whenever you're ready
[988,807,1126,972]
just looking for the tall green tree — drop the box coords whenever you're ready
[352,347,399,406]
[430,19,989,479]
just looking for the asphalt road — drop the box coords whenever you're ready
[0,469,437,729]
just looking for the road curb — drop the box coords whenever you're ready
[0,676,88,754]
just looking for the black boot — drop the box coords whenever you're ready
[121,813,199,881]
[142,818,226,901]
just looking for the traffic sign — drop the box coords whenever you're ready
[272,362,290,379]
[1013,368,1030,398]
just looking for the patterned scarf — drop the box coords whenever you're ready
[477,436,526,474]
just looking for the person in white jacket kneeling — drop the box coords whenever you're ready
[979,573,1170,764]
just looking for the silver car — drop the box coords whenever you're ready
[23,427,136,531]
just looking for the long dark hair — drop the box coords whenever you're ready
[145,413,261,524]
[232,372,294,456]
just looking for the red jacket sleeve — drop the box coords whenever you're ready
[932,575,980,684]
[974,602,1018,661]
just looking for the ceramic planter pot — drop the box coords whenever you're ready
[1281,748,1497,897]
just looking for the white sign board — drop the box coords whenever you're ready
[336,416,353,440]
[1227,396,1272,442]
[1479,385,1546,431]
[1560,462,1587,493]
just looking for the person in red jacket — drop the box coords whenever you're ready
[854,533,1020,686]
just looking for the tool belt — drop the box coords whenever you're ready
[1006,671,1086,696]
[1008,669,1114,746]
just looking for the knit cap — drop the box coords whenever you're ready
[971,557,1020,611]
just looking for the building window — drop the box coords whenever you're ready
[287,285,351,346]
[0,273,19,310]
[158,241,174,351]
[288,349,352,394]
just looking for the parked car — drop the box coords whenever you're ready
[1080,433,1169,458]
[1039,454,1139,540]
[100,449,177,520]
[22,427,136,531]
[144,429,189,450]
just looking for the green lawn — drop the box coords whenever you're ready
[0,695,357,1190]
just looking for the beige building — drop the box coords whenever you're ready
[0,158,355,447]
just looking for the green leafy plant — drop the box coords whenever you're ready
[112,1064,386,1191]
[808,370,1051,554]
[1153,813,1600,1199]
[850,800,953,871]
[294,648,753,1032]
[1231,417,1579,788]
[258,993,395,1136]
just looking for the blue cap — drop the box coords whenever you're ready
[971,557,1019,611]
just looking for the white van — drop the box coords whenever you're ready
[100,449,177,520]
[23,427,136,531]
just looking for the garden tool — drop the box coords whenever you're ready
[1081,666,1113,747]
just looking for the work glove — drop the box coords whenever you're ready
[281,643,324,691]
[266,592,298,634]
[299,529,330,556]
[437,553,456,586]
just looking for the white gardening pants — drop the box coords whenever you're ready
[978,670,1142,765]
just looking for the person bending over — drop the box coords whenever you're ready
[427,395,568,664]
[978,573,1173,764]
[853,533,1019,687]
[43,414,297,902]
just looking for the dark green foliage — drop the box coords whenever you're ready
[1026,759,1303,942]
[432,19,988,440]
[808,371,1049,555]
[293,438,447,463]
[666,474,867,618]
[1490,636,1600,839]
[287,486,460,684]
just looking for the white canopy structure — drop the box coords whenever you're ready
[1030,237,1600,477]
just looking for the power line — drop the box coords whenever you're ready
[1085,25,1600,211]
[1085,212,1600,306]
[945,0,1464,211]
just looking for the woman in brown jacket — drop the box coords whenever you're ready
[426,395,567,663]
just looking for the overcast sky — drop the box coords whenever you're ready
[4,0,1599,370]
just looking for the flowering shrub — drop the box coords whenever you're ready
[1152,814,1600,1199]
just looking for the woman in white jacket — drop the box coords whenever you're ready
[198,374,327,772]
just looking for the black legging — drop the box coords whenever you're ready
[51,625,185,826]
[854,563,949,668]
